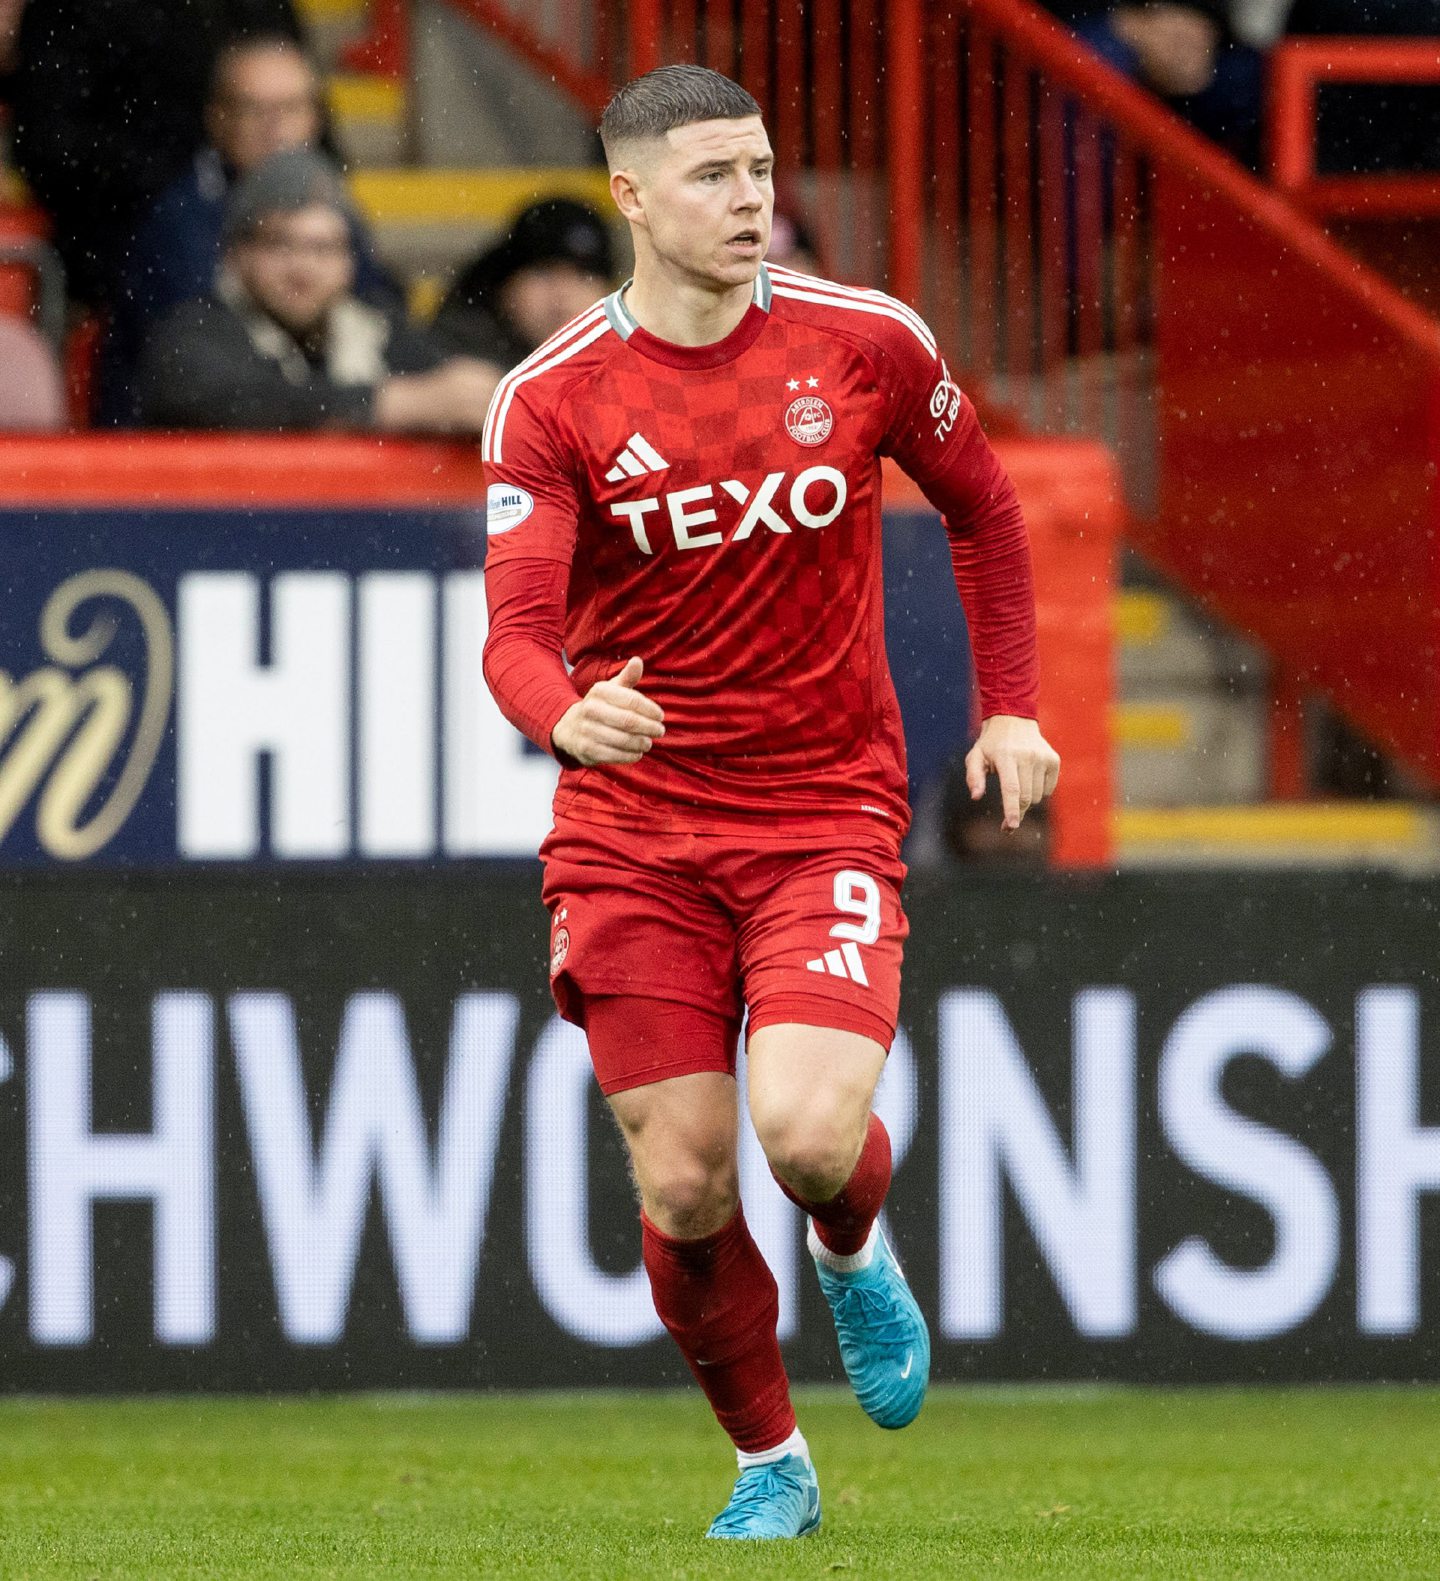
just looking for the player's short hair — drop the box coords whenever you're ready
[600,65,763,168]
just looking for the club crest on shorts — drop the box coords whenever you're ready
[550,926,570,976]
[785,395,833,447]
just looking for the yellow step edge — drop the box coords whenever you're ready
[1117,803,1429,849]
[1114,703,1191,749]
[407,275,445,322]
[1116,590,1169,646]
[328,75,406,124]
[349,168,614,226]
[296,0,367,18]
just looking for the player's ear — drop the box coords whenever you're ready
[610,167,646,227]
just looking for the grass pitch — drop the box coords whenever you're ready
[0,1386,1436,1578]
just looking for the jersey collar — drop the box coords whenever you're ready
[603,264,773,368]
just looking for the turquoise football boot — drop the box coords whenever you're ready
[810,1222,930,1429]
[705,1454,822,1540]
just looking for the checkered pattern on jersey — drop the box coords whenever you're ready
[489,279,958,833]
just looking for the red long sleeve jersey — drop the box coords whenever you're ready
[482,262,1039,839]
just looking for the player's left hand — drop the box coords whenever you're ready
[965,715,1061,831]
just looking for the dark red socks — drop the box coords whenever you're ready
[774,1111,893,1256]
[640,1206,797,1453]
[638,1115,893,1451]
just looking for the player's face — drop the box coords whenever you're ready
[635,117,774,289]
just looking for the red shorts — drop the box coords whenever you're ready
[539,815,909,1095]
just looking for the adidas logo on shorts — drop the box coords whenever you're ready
[805,941,869,985]
[604,432,670,483]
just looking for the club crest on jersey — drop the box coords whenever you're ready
[784,395,833,447]
[550,926,570,976]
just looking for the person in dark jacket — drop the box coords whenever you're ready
[1042,0,1263,164]
[135,149,497,434]
[431,197,615,372]
[102,31,392,422]
[10,0,304,305]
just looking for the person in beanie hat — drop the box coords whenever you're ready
[217,142,353,248]
[432,196,616,370]
[102,32,396,423]
[135,147,497,432]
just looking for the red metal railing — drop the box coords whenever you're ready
[1268,38,1440,217]
[623,0,1440,783]
[922,0,1440,787]
[342,0,616,111]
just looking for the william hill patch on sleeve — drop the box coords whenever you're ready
[487,483,535,535]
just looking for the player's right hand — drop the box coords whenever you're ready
[551,657,666,767]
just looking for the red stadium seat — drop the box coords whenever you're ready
[0,317,65,430]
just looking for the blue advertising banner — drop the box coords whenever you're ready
[0,504,569,866]
[0,503,970,870]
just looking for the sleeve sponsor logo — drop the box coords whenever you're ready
[486,484,535,535]
[929,359,962,442]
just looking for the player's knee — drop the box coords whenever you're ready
[641,1151,739,1237]
[757,1114,861,1203]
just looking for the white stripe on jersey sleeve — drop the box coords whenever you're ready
[481,302,604,458]
[771,273,942,357]
[767,264,937,351]
[483,315,612,466]
[771,286,942,360]
[477,301,603,461]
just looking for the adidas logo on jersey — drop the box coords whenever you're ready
[805,941,870,986]
[604,432,670,483]
[608,465,849,556]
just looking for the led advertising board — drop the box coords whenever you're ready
[1,870,1436,1390]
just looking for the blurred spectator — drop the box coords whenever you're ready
[103,31,392,422]
[432,198,614,372]
[0,316,63,429]
[1043,0,1264,164]
[1285,0,1440,33]
[10,0,305,306]
[766,205,824,275]
[135,149,496,434]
